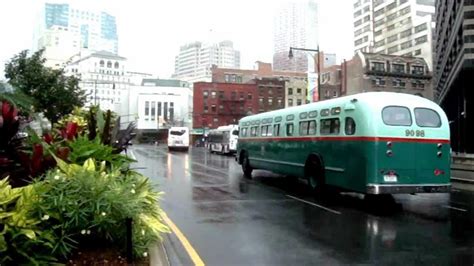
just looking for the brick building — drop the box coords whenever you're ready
[193,82,257,132]
[193,78,287,136]
[319,51,432,100]
[211,61,307,108]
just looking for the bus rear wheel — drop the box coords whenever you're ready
[242,153,253,179]
[306,156,325,195]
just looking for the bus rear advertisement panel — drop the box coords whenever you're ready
[236,92,451,195]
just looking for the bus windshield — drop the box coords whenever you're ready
[170,130,186,136]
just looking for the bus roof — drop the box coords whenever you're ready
[239,92,444,123]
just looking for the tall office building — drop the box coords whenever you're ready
[173,40,241,83]
[34,3,118,68]
[353,0,435,70]
[273,0,319,72]
[434,0,474,153]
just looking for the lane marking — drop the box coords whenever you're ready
[451,176,474,183]
[161,212,205,266]
[286,195,341,215]
[442,205,467,212]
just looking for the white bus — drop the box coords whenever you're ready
[208,125,239,154]
[168,127,190,151]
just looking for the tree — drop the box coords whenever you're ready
[4,49,86,124]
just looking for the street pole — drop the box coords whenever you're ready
[317,44,321,102]
[289,46,321,102]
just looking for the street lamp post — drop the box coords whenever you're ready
[288,45,321,102]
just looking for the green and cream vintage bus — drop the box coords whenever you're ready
[236,92,451,195]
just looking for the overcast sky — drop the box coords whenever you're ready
[0,0,353,79]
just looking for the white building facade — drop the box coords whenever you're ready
[65,51,130,116]
[273,0,319,72]
[34,3,118,68]
[353,0,435,69]
[173,40,241,83]
[129,85,193,130]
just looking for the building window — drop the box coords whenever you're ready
[297,99,302,106]
[401,40,412,49]
[374,18,384,28]
[204,105,208,113]
[387,12,397,22]
[400,28,412,38]
[151,101,156,120]
[374,8,384,18]
[224,74,230,82]
[372,77,386,86]
[268,98,273,105]
[415,23,427,33]
[114,62,119,69]
[100,60,104,67]
[288,99,293,106]
[288,88,293,95]
[415,35,428,45]
[354,19,362,27]
[388,45,399,54]
[372,62,385,71]
[144,101,149,120]
[363,15,370,22]
[392,63,405,73]
[219,91,224,99]
[211,91,216,98]
[236,76,242,83]
[392,79,406,87]
[297,88,302,95]
[412,65,424,75]
[388,34,398,43]
[414,49,422,55]
[107,61,112,68]
[211,105,216,112]
[203,91,208,98]
[399,6,410,16]
[374,30,382,37]
[259,97,264,105]
[386,1,397,10]
[387,24,396,31]
[247,93,252,100]
[374,39,385,48]
[231,91,236,100]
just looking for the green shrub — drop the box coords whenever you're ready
[0,178,57,265]
[32,158,169,259]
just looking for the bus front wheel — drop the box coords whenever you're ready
[242,153,253,179]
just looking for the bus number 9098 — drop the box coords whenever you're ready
[406,129,425,137]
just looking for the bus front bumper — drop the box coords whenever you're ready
[366,184,451,194]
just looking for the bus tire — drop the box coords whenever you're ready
[242,152,253,179]
[305,155,326,195]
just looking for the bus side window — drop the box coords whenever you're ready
[308,120,317,135]
[241,128,247,137]
[286,123,294,136]
[320,118,340,135]
[261,125,266,137]
[267,125,273,136]
[250,126,257,137]
[345,117,356,135]
[299,121,309,135]
[273,124,280,136]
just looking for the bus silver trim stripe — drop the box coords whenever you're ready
[367,183,451,194]
[249,157,304,167]
[325,166,345,172]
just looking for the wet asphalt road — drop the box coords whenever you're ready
[131,144,474,266]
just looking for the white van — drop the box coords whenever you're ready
[167,127,189,151]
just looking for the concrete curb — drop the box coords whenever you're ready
[149,241,170,266]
